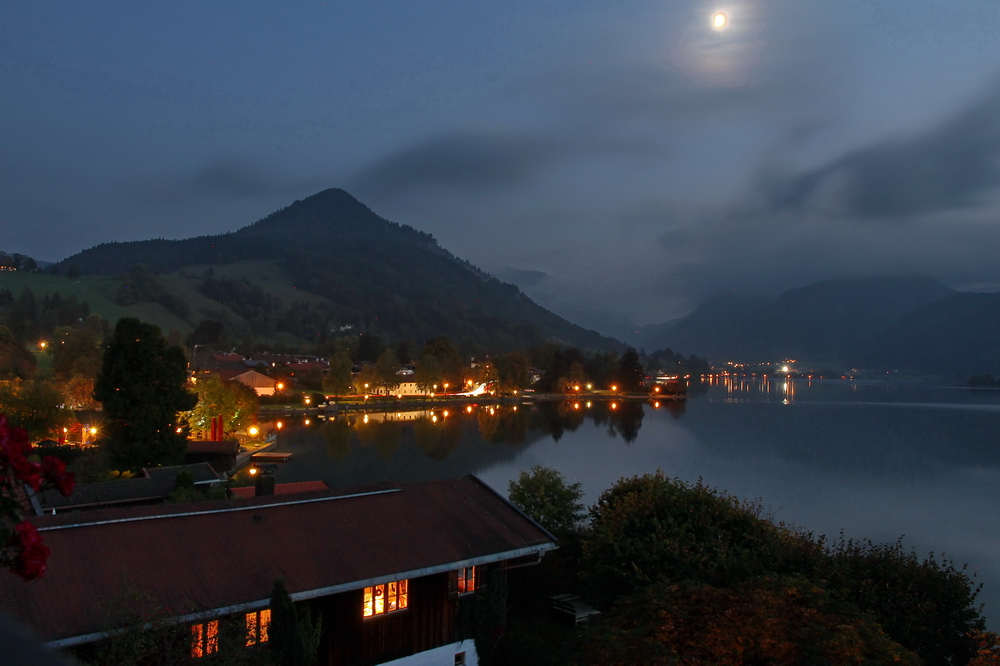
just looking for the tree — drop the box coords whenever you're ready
[352,364,378,395]
[93,318,197,472]
[508,466,585,535]
[578,577,920,666]
[421,336,464,385]
[269,579,322,666]
[617,347,644,392]
[49,324,103,378]
[181,374,258,437]
[322,350,354,397]
[0,326,36,379]
[0,380,70,442]
[496,350,529,393]
[375,349,401,396]
[826,536,985,665]
[413,353,443,394]
[354,332,384,364]
[582,472,823,608]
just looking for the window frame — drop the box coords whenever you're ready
[245,608,271,647]
[190,619,219,658]
[363,579,409,619]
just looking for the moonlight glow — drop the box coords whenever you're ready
[713,12,728,28]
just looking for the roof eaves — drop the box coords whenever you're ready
[46,542,557,650]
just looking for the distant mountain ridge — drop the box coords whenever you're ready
[56,189,620,352]
[636,275,1000,376]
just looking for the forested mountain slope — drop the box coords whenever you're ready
[56,189,619,352]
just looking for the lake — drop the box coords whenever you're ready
[254,378,1000,626]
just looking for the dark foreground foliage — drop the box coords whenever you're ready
[499,469,986,666]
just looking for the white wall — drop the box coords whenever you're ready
[381,640,478,666]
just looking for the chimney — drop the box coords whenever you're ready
[253,463,278,497]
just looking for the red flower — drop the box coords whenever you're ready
[10,457,42,491]
[41,457,75,497]
[0,416,31,463]
[11,522,49,581]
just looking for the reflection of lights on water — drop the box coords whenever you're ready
[276,421,283,429]
[654,401,660,409]
[466,406,473,413]
[249,467,258,476]
[304,419,310,425]
[432,415,438,423]
[363,414,369,424]
[586,402,592,408]
[443,410,449,417]
[573,403,580,410]
[610,403,618,410]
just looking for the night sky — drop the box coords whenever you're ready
[4,1,1000,332]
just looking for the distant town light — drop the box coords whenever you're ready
[249,467,258,476]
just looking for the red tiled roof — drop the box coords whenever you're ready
[230,481,329,499]
[0,477,555,645]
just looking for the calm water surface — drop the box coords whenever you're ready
[257,379,1000,626]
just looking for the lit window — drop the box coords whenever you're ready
[191,620,219,658]
[246,609,271,646]
[457,566,477,594]
[363,579,408,618]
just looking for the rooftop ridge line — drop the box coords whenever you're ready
[37,488,402,532]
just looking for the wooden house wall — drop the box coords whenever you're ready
[312,572,457,666]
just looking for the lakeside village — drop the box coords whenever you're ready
[2,319,995,665]
[0,319,693,666]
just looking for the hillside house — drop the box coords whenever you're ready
[0,476,557,665]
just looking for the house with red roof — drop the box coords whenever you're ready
[0,476,557,665]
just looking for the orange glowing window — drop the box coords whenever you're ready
[364,579,409,618]
[457,566,477,594]
[191,620,219,658]
[245,608,271,646]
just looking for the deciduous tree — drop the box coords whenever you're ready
[508,466,584,536]
[182,374,258,437]
[322,350,354,397]
[0,380,70,442]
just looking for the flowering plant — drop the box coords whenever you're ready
[0,414,75,580]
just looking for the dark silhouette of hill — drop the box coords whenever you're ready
[643,276,955,362]
[850,292,1000,376]
[56,189,620,352]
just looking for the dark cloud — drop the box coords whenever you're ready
[352,132,567,193]
[759,81,1000,220]
[351,129,652,194]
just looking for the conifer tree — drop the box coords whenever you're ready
[94,318,196,472]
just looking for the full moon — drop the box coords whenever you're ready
[712,11,728,28]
